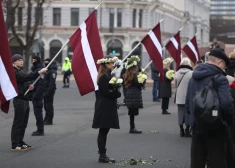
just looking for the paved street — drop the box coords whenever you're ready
[0,82,190,168]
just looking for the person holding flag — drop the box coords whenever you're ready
[92,56,121,163]
[11,54,47,152]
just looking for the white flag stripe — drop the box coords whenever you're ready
[187,41,199,61]
[148,30,162,57]
[170,37,179,50]
[180,53,183,59]
[80,22,98,91]
[0,56,17,100]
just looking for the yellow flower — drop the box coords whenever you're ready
[117,78,123,84]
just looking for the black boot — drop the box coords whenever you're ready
[180,125,184,137]
[98,149,115,163]
[31,130,44,136]
[162,110,171,115]
[129,128,142,134]
[185,126,191,137]
[44,119,53,125]
[129,117,142,134]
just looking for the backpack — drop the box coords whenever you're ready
[192,75,225,132]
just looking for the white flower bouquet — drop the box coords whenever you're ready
[137,73,147,84]
[109,77,123,91]
[166,70,175,80]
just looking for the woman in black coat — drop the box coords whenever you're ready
[124,56,146,134]
[92,56,121,163]
[159,58,174,115]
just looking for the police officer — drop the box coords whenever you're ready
[44,58,57,125]
[11,54,47,152]
[62,57,71,88]
[31,56,45,136]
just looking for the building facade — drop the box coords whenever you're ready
[8,0,210,68]
[210,0,235,44]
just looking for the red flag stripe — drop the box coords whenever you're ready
[182,36,200,64]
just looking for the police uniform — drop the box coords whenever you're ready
[44,59,57,125]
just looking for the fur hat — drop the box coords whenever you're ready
[12,54,23,63]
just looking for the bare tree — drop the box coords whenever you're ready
[4,0,46,71]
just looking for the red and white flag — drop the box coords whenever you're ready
[182,36,200,64]
[70,10,103,96]
[141,22,164,82]
[0,3,18,113]
[165,31,182,68]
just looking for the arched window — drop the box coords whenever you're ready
[9,38,23,56]
[107,39,123,59]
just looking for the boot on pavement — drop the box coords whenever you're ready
[185,126,191,137]
[162,110,171,115]
[180,125,185,137]
[31,130,44,136]
[98,149,115,163]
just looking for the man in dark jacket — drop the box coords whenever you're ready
[11,54,47,152]
[43,58,57,125]
[151,63,160,102]
[31,56,45,136]
[186,49,234,168]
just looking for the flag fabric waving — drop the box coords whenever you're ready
[0,3,18,113]
[165,31,182,68]
[70,10,103,96]
[141,23,164,82]
[182,36,200,64]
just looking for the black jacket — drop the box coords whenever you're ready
[31,62,45,100]
[151,63,160,80]
[227,58,235,77]
[44,62,57,96]
[186,63,234,136]
[159,68,172,98]
[124,73,144,109]
[14,67,39,100]
[92,73,121,129]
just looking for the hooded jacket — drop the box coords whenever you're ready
[186,63,234,136]
[62,57,71,72]
[31,62,45,100]
[44,62,57,96]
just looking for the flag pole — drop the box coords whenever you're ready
[143,47,165,71]
[24,3,102,96]
[111,18,164,74]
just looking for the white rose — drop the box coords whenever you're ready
[117,78,123,84]
[109,80,115,84]
[111,77,117,82]
[133,61,137,65]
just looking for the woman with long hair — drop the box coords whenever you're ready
[124,56,147,134]
[92,56,121,163]
[159,58,174,115]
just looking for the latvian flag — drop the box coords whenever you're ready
[141,22,164,82]
[182,36,200,64]
[0,3,18,113]
[70,10,103,96]
[165,31,182,68]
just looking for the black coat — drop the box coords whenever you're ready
[159,68,172,98]
[227,58,235,77]
[124,73,143,109]
[151,63,160,80]
[14,67,39,100]
[44,62,57,96]
[31,62,45,100]
[92,73,121,129]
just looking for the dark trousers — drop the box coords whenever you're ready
[63,71,71,86]
[97,128,110,154]
[152,80,159,101]
[44,94,55,122]
[161,98,169,110]
[11,98,30,147]
[191,135,227,168]
[32,99,44,132]
[130,115,135,129]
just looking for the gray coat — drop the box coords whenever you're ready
[175,65,193,105]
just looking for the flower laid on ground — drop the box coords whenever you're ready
[137,73,147,84]
[166,70,175,80]
[109,77,123,91]
[97,57,119,64]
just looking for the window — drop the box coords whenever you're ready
[132,9,136,27]
[117,8,122,27]
[109,8,114,32]
[139,9,143,28]
[18,7,23,26]
[35,7,43,25]
[53,8,61,26]
[71,8,79,26]
[194,26,197,34]
[89,8,95,15]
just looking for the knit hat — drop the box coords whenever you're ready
[12,54,23,63]
[209,49,230,66]
[32,56,41,62]
[44,58,51,62]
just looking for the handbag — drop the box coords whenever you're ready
[174,72,188,104]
